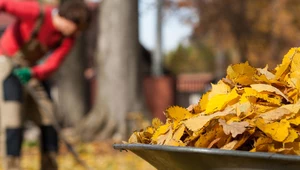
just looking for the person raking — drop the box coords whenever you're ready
[0,0,90,169]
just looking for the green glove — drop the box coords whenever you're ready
[13,67,32,85]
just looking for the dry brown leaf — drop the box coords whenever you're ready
[186,104,197,112]
[257,66,275,80]
[218,119,249,138]
[208,138,221,148]
[128,132,140,143]
[257,107,291,123]
[232,128,255,150]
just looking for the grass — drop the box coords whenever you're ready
[0,140,155,170]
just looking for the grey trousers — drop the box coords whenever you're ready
[0,56,58,170]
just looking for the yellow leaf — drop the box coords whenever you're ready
[173,124,185,141]
[239,93,256,103]
[275,48,296,80]
[165,106,193,121]
[199,92,210,112]
[165,139,185,147]
[286,71,300,90]
[205,94,228,114]
[227,116,241,123]
[254,136,273,148]
[205,88,240,114]
[253,104,277,114]
[156,127,173,145]
[184,106,236,132]
[283,128,298,143]
[194,121,226,148]
[288,116,300,126]
[255,118,290,142]
[236,76,256,86]
[208,81,231,99]
[286,88,298,103]
[144,127,155,138]
[152,118,163,129]
[152,124,170,142]
[243,88,282,106]
[250,84,290,102]
[255,144,271,152]
[227,62,257,85]
[290,49,300,73]
[236,102,251,118]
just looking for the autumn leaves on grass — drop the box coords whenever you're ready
[128,47,300,155]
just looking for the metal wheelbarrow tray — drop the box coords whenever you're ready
[114,144,300,170]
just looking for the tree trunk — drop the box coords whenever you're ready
[269,0,285,68]
[53,36,88,127]
[78,0,141,141]
[236,38,248,63]
[229,0,249,63]
[152,0,164,76]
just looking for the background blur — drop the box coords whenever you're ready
[1,0,300,169]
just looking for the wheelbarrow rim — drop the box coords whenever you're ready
[114,143,300,162]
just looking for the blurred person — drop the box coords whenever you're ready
[0,0,90,169]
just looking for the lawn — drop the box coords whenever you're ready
[0,140,155,170]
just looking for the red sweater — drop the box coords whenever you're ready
[0,0,75,80]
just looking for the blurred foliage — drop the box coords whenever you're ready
[0,141,154,170]
[165,42,215,75]
[166,0,300,69]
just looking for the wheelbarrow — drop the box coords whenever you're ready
[113,144,300,170]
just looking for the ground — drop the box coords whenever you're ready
[0,140,155,170]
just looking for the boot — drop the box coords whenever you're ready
[5,156,21,170]
[41,152,58,170]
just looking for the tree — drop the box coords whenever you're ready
[53,37,88,127]
[50,0,89,127]
[153,0,164,76]
[167,0,300,69]
[165,42,215,75]
[77,0,141,141]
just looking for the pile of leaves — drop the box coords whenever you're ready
[128,47,300,155]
